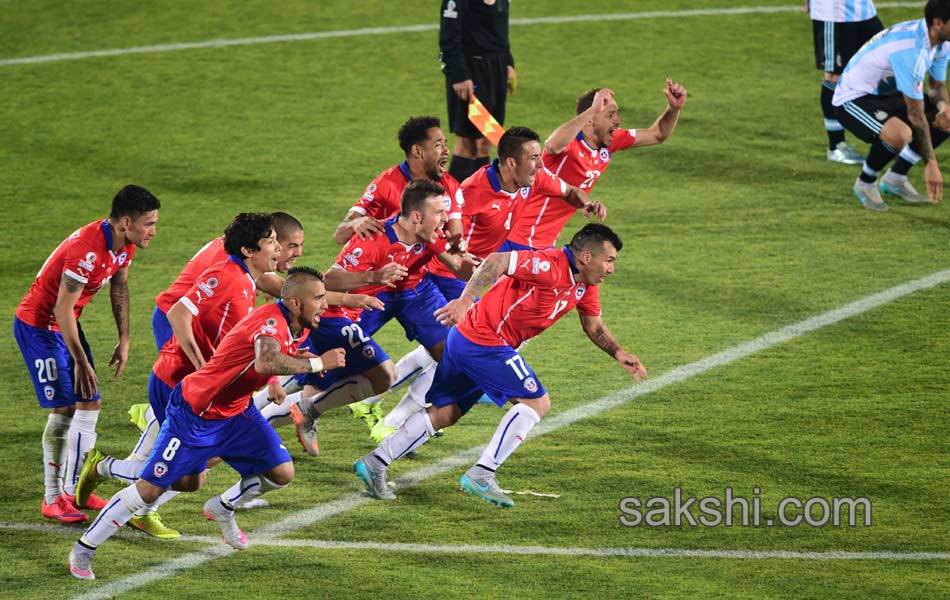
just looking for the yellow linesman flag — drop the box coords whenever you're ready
[468,94,505,146]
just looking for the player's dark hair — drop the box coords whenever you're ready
[925,0,950,26]
[281,266,324,299]
[400,178,445,216]
[569,223,623,253]
[224,212,275,257]
[575,88,604,115]
[271,212,304,241]
[110,185,161,219]
[497,126,540,161]
[398,116,441,156]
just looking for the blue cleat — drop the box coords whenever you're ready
[354,458,395,500]
[460,472,514,507]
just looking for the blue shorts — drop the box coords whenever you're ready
[498,239,538,252]
[152,306,173,351]
[426,272,467,301]
[148,371,174,424]
[427,327,547,416]
[357,277,450,349]
[140,384,291,487]
[294,317,390,390]
[14,316,101,408]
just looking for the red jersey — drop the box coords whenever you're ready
[508,130,636,249]
[152,257,258,388]
[323,216,448,321]
[350,161,464,222]
[428,161,567,278]
[155,236,227,313]
[456,246,601,348]
[16,220,136,330]
[180,302,307,419]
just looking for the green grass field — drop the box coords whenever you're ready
[2,1,949,598]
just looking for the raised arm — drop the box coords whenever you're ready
[544,88,614,155]
[53,274,98,400]
[108,266,131,378]
[579,313,647,383]
[632,79,687,147]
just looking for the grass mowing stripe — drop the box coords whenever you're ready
[0,3,921,67]
[66,267,950,599]
[3,523,946,561]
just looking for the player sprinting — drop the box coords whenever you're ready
[14,185,160,524]
[68,267,345,580]
[354,224,647,507]
[75,213,283,539]
[378,126,601,439]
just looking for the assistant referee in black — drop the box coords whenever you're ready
[439,0,516,182]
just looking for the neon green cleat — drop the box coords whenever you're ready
[370,421,397,444]
[129,512,181,540]
[75,448,107,509]
[349,401,382,432]
[128,403,150,432]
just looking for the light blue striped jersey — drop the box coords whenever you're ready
[809,0,877,23]
[833,18,950,106]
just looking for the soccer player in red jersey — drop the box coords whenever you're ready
[68,267,345,580]
[75,213,283,538]
[284,180,476,456]
[354,224,647,507]
[380,126,603,435]
[504,81,686,251]
[14,185,160,523]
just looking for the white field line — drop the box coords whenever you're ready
[65,267,950,599]
[4,522,947,562]
[0,3,921,67]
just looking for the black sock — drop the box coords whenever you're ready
[893,128,950,176]
[859,139,898,183]
[822,80,845,150]
[449,156,478,182]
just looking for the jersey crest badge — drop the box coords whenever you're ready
[44,386,55,401]
[599,148,610,162]
[519,187,530,199]
[523,377,538,393]
[574,285,586,300]
[443,0,458,18]
[153,462,168,478]
[117,251,129,266]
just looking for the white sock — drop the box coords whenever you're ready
[373,410,436,465]
[299,376,376,418]
[42,413,71,503]
[476,404,541,471]
[64,409,99,495]
[135,489,179,517]
[80,484,148,547]
[260,391,303,429]
[383,362,437,429]
[254,376,303,410]
[219,475,286,510]
[128,407,159,461]
[359,345,435,407]
[101,456,144,484]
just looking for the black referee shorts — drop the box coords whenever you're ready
[812,17,883,74]
[446,52,508,138]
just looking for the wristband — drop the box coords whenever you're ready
[267,376,280,385]
[308,357,324,373]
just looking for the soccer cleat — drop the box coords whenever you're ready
[202,497,248,550]
[289,404,319,457]
[65,491,108,511]
[853,178,889,212]
[68,543,96,580]
[129,512,181,540]
[42,495,88,524]
[880,176,929,203]
[128,403,150,432]
[460,472,514,508]
[74,447,107,508]
[349,400,381,432]
[353,458,395,500]
[370,421,397,444]
[827,141,864,165]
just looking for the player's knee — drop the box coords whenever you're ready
[52,405,76,417]
[475,138,493,157]
[135,480,165,504]
[823,72,840,83]
[454,136,478,157]
[520,395,550,419]
[368,362,397,394]
[427,403,460,429]
[171,472,205,492]
[427,342,444,362]
[266,462,295,486]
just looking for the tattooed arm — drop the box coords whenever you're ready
[433,251,509,326]
[904,93,943,202]
[108,267,131,378]
[53,273,99,399]
[254,336,346,375]
[579,313,648,383]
